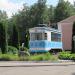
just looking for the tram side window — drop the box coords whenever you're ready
[51,32,61,41]
[30,33,35,41]
[44,33,47,40]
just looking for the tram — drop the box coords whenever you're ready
[29,24,63,53]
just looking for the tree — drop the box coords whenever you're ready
[29,0,47,27]
[11,4,30,43]
[41,6,49,24]
[0,22,8,54]
[11,24,19,49]
[35,0,46,24]
[54,0,75,22]
[0,10,8,22]
[25,31,29,49]
[10,1,47,43]
[72,22,75,53]
[48,5,55,23]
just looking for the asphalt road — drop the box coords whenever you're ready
[0,64,75,75]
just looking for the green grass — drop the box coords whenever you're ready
[29,53,50,61]
[0,52,57,61]
[0,54,19,61]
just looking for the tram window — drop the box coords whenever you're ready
[30,33,43,40]
[51,32,61,41]
[30,33,35,41]
[44,33,47,40]
[36,33,42,40]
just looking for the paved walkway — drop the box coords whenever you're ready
[0,61,75,67]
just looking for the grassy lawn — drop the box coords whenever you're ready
[1,51,75,61]
[0,52,58,61]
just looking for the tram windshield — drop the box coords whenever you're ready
[30,33,47,41]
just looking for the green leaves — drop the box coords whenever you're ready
[54,0,75,22]
[11,25,19,49]
[0,22,8,54]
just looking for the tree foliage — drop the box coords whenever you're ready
[0,22,8,54]
[0,10,8,22]
[11,24,19,49]
[48,5,55,23]
[9,0,47,43]
[54,0,75,22]
[25,31,29,49]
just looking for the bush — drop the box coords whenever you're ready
[58,51,71,60]
[58,51,75,60]
[70,54,75,60]
[18,47,30,56]
[19,46,29,51]
[0,54,19,61]
[8,46,18,54]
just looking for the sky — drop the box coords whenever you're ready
[0,0,75,18]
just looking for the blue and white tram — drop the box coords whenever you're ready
[29,25,63,53]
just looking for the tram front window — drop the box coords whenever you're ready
[36,33,42,40]
[30,33,43,41]
[30,33,47,41]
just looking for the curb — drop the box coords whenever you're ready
[0,61,75,67]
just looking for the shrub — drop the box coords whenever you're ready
[18,47,30,56]
[19,46,29,51]
[58,51,71,60]
[8,46,18,54]
[58,51,75,60]
[70,54,75,60]
[0,54,19,61]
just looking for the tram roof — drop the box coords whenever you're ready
[29,27,61,33]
